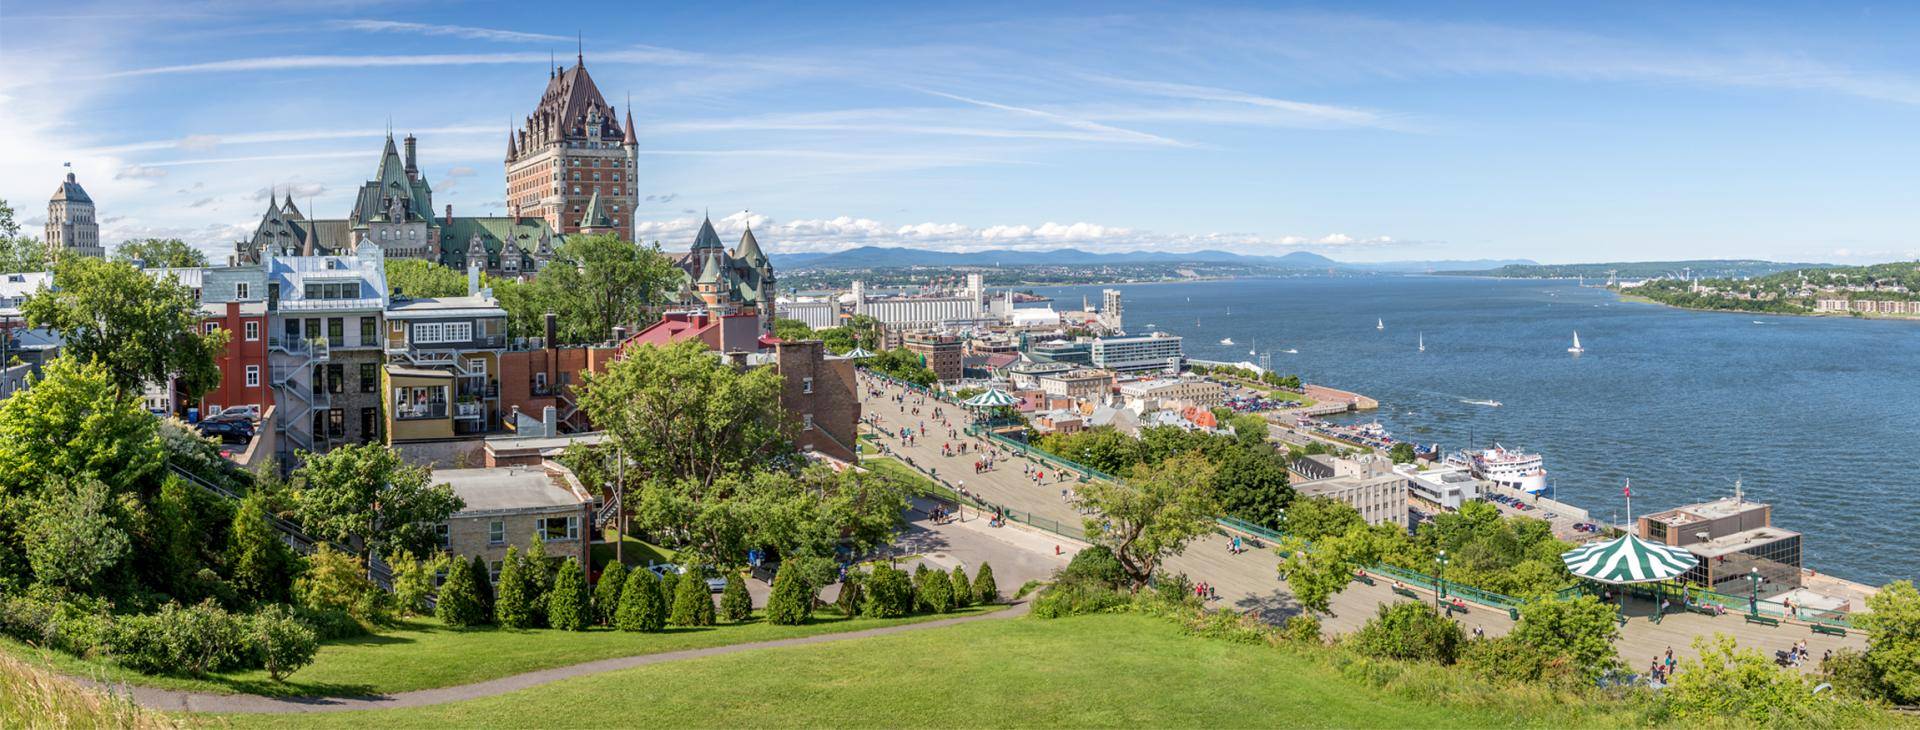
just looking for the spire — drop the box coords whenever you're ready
[696,247,723,285]
[549,50,555,78]
[736,218,768,268]
[506,125,518,160]
[692,214,722,250]
[577,189,612,230]
[577,31,583,66]
[623,93,637,146]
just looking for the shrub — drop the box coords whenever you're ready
[593,563,628,626]
[764,561,814,625]
[434,557,489,628]
[248,605,317,681]
[615,567,665,632]
[470,554,495,617]
[493,547,535,629]
[1351,602,1462,665]
[1659,634,1843,725]
[1283,615,1323,644]
[1031,581,1128,619]
[226,491,296,606]
[1459,635,1579,688]
[110,601,249,675]
[920,568,954,614]
[292,606,367,641]
[1508,596,1621,680]
[658,567,680,602]
[520,535,554,626]
[863,565,914,618]
[720,571,753,622]
[0,593,114,657]
[386,551,441,617]
[546,559,591,631]
[950,566,974,608]
[972,563,999,604]
[834,569,864,617]
[1060,545,1125,589]
[1821,648,1890,702]
[669,565,716,627]
[295,545,388,625]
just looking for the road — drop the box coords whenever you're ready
[859,374,1866,669]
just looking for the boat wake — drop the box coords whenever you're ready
[1460,399,1504,408]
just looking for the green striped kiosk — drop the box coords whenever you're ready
[1561,533,1698,621]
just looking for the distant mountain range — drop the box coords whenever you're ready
[769,246,1534,273]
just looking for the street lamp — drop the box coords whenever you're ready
[1747,567,1763,616]
[1435,549,1450,609]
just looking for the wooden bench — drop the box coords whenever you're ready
[1811,624,1847,637]
[1352,574,1377,586]
[1392,586,1421,600]
[1744,614,1781,628]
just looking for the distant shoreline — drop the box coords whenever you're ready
[1612,290,1920,321]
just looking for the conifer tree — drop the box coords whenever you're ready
[616,567,666,632]
[765,561,814,625]
[593,563,628,626]
[471,554,496,616]
[950,565,974,609]
[720,571,753,622]
[547,558,590,631]
[921,567,954,613]
[227,491,297,605]
[493,546,535,628]
[669,565,716,626]
[435,557,489,627]
[972,562,999,604]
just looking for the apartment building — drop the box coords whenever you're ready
[383,276,508,443]
[266,245,390,463]
[902,331,964,382]
[1090,332,1184,372]
[198,265,272,419]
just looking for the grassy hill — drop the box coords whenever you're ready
[214,612,1643,729]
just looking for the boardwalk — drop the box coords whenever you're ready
[859,375,1867,669]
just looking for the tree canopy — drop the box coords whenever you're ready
[385,258,470,299]
[578,339,794,490]
[0,199,49,273]
[773,318,814,342]
[22,256,226,400]
[1078,452,1219,590]
[290,443,462,561]
[113,238,208,268]
[494,233,677,344]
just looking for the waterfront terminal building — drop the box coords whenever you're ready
[1638,496,1801,598]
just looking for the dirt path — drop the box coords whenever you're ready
[92,601,1029,714]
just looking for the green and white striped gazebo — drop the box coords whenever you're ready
[963,389,1020,408]
[842,346,876,359]
[1560,533,1698,585]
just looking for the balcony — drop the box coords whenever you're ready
[394,403,447,420]
[454,401,484,420]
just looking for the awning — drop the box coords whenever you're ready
[1560,533,1699,585]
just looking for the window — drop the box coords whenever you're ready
[802,377,813,394]
[533,371,548,393]
[393,385,448,419]
[488,520,505,546]
[537,515,579,541]
[327,408,345,438]
[466,357,486,377]
[204,322,218,335]
[326,364,344,394]
[803,413,815,431]
[327,318,344,346]
[360,316,377,343]
[235,282,250,300]
[411,322,473,344]
[360,363,378,392]
[244,321,259,341]
[435,524,450,549]
[245,365,260,388]
[488,561,502,584]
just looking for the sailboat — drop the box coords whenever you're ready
[1376,318,1384,331]
[1418,332,1425,352]
[1567,331,1585,354]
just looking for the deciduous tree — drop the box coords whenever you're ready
[1859,580,1920,703]
[227,491,297,606]
[1077,453,1219,591]
[579,339,793,492]
[112,238,208,268]
[22,256,226,400]
[0,356,164,496]
[291,443,461,562]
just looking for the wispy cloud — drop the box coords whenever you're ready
[332,20,570,44]
[115,164,168,180]
[1081,74,1403,130]
[85,124,501,155]
[914,88,1193,148]
[145,151,368,168]
[98,47,708,79]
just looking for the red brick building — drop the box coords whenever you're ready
[506,52,638,238]
[772,339,860,463]
[198,300,273,418]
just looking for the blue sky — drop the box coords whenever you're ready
[6,1,1920,263]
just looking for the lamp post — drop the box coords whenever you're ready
[1435,549,1450,609]
[1747,567,1763,616]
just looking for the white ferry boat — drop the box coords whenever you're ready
[1446,444,1548,493]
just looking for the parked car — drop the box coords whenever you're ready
[197,418,255,443]
[206,405,260,423]
[646,562,729,592]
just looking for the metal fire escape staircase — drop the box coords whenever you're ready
[269,337,331,456]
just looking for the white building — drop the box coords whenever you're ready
[1396,463,1479,510]
[849,274,987,329]
[1295,472,1410,529]
[45,169,103,259]
[1091,332,1184,372]
[776,296,840,330]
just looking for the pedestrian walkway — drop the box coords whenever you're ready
[857,375,1868,670]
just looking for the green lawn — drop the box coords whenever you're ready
[862,456,957,502]
[589,529,680,571]
[213,612,1615,729]
[6,606,1001,700]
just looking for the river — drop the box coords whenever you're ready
[1029,275,1920,587]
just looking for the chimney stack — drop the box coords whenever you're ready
[542,406,557,436]
[403,134,418,177]
[467,261,481,297]
[611,326,628,343]
[544,312,558,348]
[445,204,453,221]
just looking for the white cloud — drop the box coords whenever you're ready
[633,211,1399,255]
[914,89,1192,148]
[251,182,327,201]
[114,164,167,180]
[332,20,570,44]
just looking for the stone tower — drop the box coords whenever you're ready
[505,51,639,239]
[46,167,103,259]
